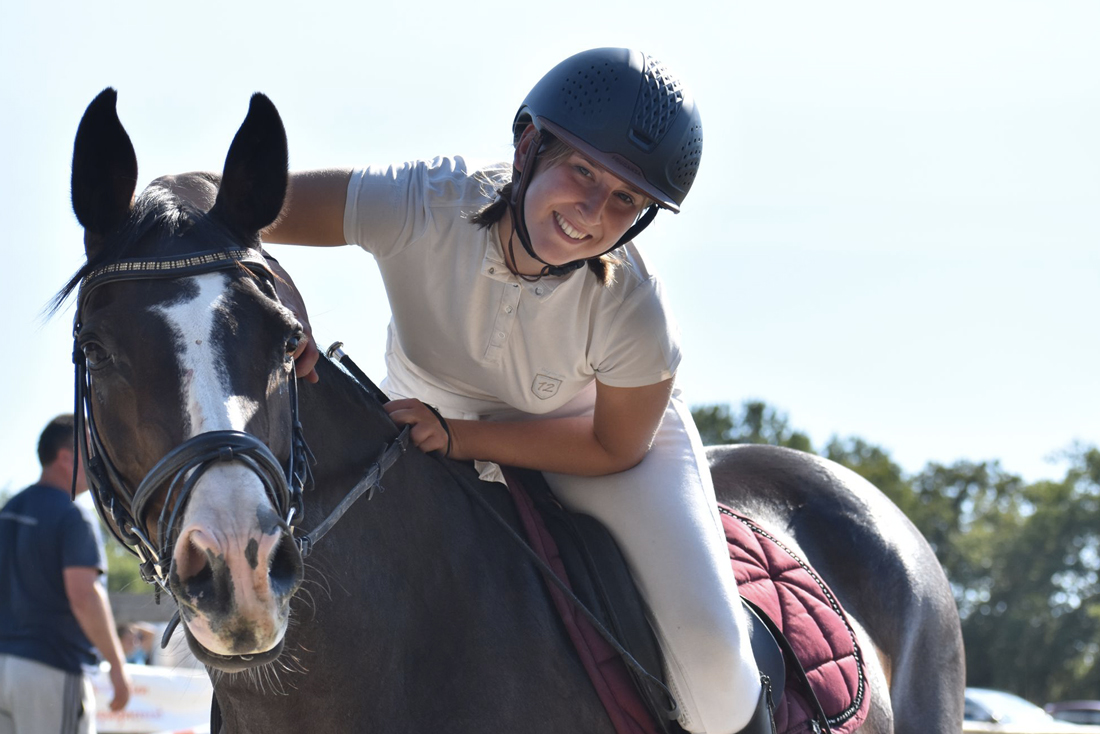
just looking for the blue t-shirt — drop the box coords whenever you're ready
[0,484,106,673]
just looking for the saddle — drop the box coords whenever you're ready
[499,467,870,734]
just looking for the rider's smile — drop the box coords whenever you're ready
[503,138,646,275]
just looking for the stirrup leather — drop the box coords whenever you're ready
[733,679,778,734]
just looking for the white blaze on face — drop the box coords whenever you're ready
[153,273,261,436]
[155,272,288,655]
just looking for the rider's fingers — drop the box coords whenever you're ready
[383,402,426,429]
[384,399,420,414]
[266,255,320,384]
[384,401,448,453]
[399,415,444,452]
[292,335,320,383]
[411,426,446,453]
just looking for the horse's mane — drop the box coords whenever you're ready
[49,175,244,317]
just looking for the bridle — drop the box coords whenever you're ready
[72,247,409,604]
[72,248,313,596]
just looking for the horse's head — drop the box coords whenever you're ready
[66,89,305,671]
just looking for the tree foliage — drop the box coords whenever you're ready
[693,401,812,452]
[692,401,1100,703]
[104,530,147,594]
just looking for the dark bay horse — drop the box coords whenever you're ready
[61,89,964,733]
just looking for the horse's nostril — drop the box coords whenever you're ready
[175,528,214,581]
[269,531,304,598]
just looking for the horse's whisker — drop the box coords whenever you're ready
[293,588,318,619]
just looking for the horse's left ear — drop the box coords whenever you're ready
[211,94,288,241]
[71,88,138,250]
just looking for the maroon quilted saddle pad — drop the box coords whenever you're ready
[721,506,870,734]
[502,468,870,734]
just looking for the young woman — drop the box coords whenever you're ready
[270,48,770,734]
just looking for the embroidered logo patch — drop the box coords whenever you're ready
[531,374,562,400]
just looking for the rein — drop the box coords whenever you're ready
[72,248,408,601]
[296,342,409,556]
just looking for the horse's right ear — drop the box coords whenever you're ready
[71,88,138,252]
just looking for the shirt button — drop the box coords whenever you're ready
[488,267,495,274]
[505,306,513,314]
[497,331,505,339]
[535,287,543,295]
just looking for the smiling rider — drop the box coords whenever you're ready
[265,48,773,734]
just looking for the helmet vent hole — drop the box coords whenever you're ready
[559,67,611,118]
[629,56,685,152]
[671,124,703,189]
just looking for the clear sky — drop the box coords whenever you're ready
[1,0,1096,494]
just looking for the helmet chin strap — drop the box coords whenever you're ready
[507,131,660,280]
[508,131,577,279]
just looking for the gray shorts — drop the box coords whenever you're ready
[0,654,95,734]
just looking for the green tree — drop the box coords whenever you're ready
[908,460,1024,593]
[692,401,812,452]
[959,448,1100,701]
[104,531,148,593]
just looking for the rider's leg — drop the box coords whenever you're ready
[544,389,763,734]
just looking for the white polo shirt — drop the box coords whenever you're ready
[343,155,681,420]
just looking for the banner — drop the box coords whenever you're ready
[91,663,212,734]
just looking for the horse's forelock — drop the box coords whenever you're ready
[50,182,242,317]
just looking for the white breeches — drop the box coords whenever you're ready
[382,379,761,733]
[542,387,761,734]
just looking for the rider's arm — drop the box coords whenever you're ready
[386,378,674,477]
[262,169,353,246]
[259,168,354,381]
[64,568,132,711]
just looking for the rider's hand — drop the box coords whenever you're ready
[108,664,133,712]
[289,333,320,384]
[265,254,320,384]
[384,399,453,457]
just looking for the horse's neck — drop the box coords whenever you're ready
[296,358,397,492]
[228,358,613,730]
[293,358,487,557]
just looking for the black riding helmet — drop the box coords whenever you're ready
[509,48,703,275]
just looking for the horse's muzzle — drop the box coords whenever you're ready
[169,517,304,664]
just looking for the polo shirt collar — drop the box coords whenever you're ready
[482,232,571,301]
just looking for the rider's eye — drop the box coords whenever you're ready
[81,341,112,370]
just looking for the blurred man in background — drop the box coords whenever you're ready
[0,414,131,733]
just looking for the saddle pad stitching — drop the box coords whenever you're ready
[720,507,867,727]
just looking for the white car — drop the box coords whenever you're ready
[965,688,1100,733]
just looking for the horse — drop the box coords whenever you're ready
[59,88,965,733]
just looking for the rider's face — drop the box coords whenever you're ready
[508,127,646,274]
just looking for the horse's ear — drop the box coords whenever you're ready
[211,94,288,241]
[71,88,138,251]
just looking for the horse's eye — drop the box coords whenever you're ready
[285,334,301,356]
[81,341,113,371]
